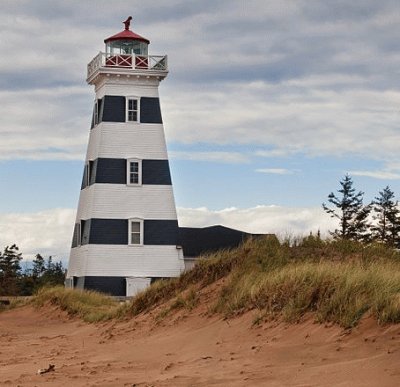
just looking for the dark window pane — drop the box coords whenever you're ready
[131,233,140,244]
[131,221,140,232]
[130,173,138,184]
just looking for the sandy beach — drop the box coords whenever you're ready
[1,303,399,386]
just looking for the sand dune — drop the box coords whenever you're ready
[1,303,399,386]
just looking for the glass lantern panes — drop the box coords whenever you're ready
[106,40,148,56]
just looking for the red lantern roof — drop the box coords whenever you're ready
[104,17,150,44]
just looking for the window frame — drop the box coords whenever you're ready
[93,100,99,126]
[85,160,94,187]
[127,158,142,186]
[128,218,144,246]
[77,222,81,246]
[75,222,81,247]
[126,97,140,123]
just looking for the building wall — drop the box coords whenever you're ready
[68,245,184,277]
[86,124,168,161]
[76,185,177,220]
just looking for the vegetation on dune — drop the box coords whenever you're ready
[0,297,30,313]
[33,286,126,323]
[3,234,399,328]
[128,235,400,328]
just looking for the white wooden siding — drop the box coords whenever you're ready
[95,79,161,99]
[86,123,168,160]
[68,245,184,277]
[76,184,178,220]
[67,246,88,276]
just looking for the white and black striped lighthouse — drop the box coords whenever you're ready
[66,18,184,296]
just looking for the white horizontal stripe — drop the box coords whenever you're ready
[95,79,161,99]
[86,123,168,160]
[76,184,178,220]
[68,245,184,277]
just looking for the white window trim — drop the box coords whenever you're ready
[128,218,144,246]
[127,158,142,186]
[126,97,140,123]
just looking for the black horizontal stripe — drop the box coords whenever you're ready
[71,218,178,246]
[140,97,163,124]
[80,158,172,188]
[142,160,171,185]
[91,96,163,125]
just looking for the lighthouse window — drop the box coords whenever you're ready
[85,160,94,187]
[127,98,139,122]
[129,219,143,245]
[92,99,103,126]
[93,101,99,125]
[127,159,142,185]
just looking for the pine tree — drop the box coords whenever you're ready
[32,254,46,279]
[370,186,400,246]
[0,244,22,296]
[323,175,371,241]
[40,256,65,287]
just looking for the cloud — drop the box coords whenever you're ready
[0,1,399,162]
[349,170,400,180]
[255,168,295,175]
[0,87,90,160]
[0,208,76,260]
[177,205,337,237]
[163,84,400,161]
[170,151,249,163]
[0,204,337,263]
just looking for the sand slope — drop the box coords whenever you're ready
[1,304,399,387]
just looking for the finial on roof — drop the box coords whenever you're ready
[123,16,133,31]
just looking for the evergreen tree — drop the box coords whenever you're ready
[323,175,371,241]
[40,256,65,287]
[32,254,46,279]
[370,186,400,246]
[0,244,22,296]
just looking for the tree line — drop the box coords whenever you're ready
[0,244,65,296]
[323,174,400,246]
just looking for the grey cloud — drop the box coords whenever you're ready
[0,1,399,161]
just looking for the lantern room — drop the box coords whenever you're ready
[104,17,149,54]
[87,17,168,83]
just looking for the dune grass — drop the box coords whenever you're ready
[128,236,400,328]
[0,297,30,313]
[33,286,127,323]
[16,235,400,328]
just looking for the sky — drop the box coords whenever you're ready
[1,0,400,261]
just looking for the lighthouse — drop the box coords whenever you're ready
[66,18,184,296]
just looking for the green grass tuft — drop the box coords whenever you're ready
[33,286,126,323]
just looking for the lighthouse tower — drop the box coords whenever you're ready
[66,18,184,296]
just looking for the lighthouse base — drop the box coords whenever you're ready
[66,276,165,297]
